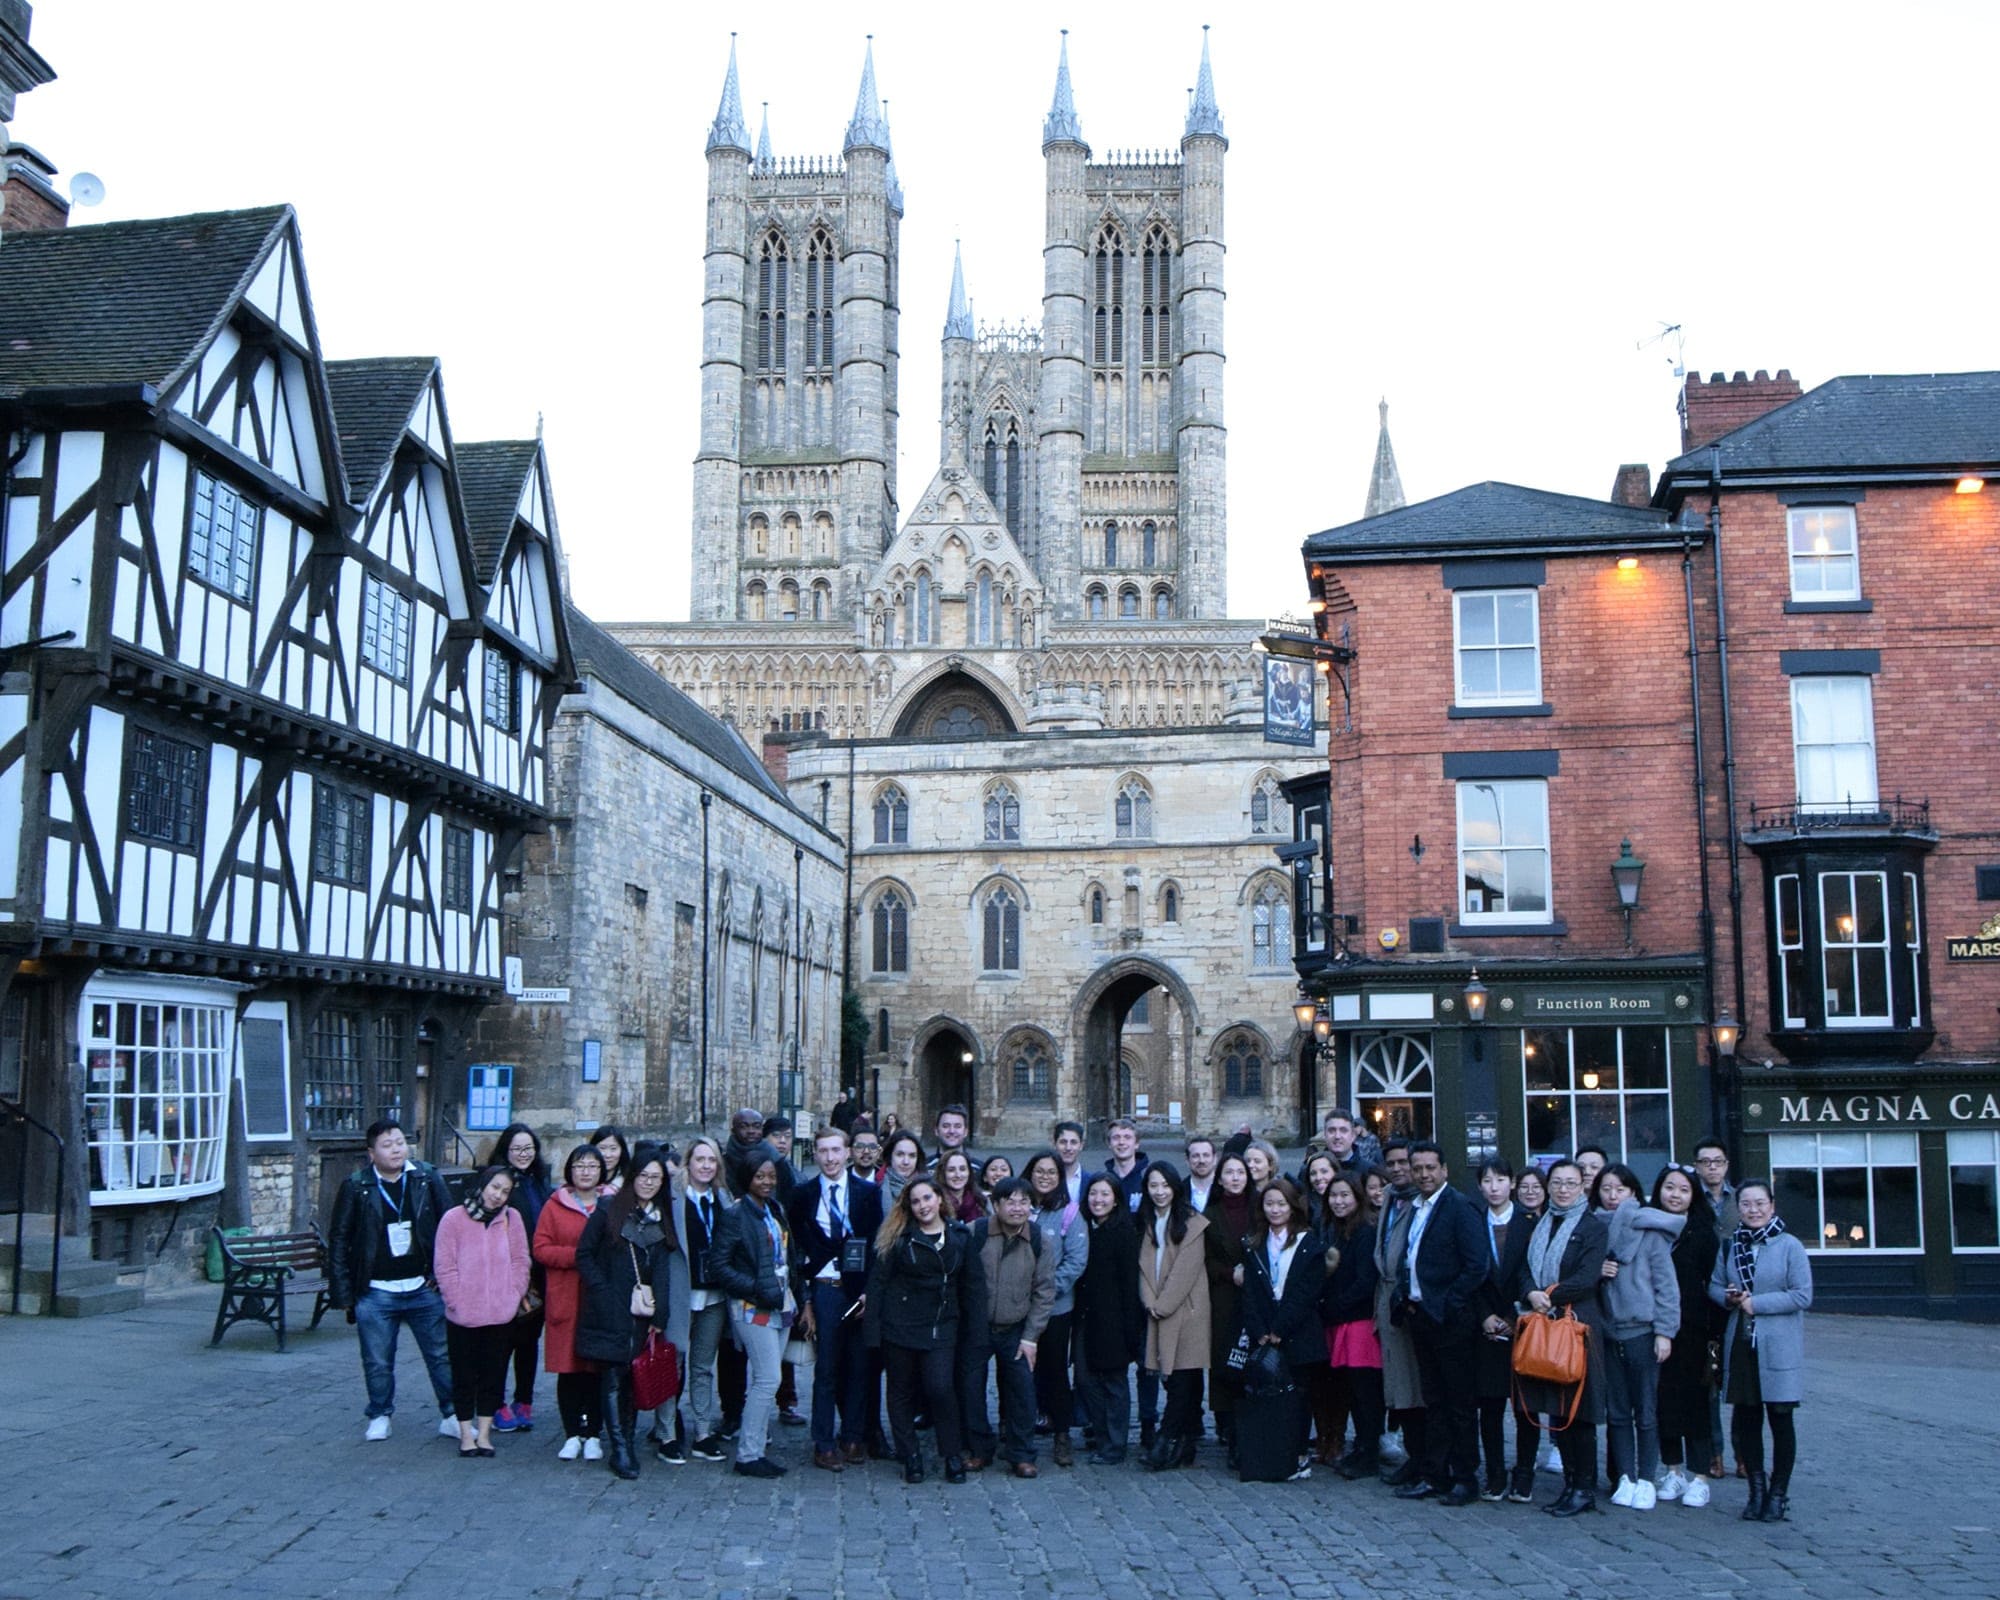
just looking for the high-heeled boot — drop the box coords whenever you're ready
[1741,1470,1769,1521]
[1759,1475,1787,1522]
[601,1368,640,1481]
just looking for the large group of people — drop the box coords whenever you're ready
[324,1100,1810,1520]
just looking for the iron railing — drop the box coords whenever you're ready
[1747,795,1933,836]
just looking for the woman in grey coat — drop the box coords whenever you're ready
[1708,1178,1812,1523]
[1594,1163,1684,1511]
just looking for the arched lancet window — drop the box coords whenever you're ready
[1219,1027,1266,1100]
[1114,778,1153,840]
[778,580,799,622]
[1153,587,1172,620]
[757,233,789,372]
[1093,226,1124,366]
[1004,425,1022,540]
[812,512,834,557]
[914,572,934,644]
[1250,879,1293,968]
[1119,586,1140,620]
[749,515,769,556]
[872,785,908,846]
[1008,1040,1051,1102]
[1087,586,1108,620]
[811,580,831,620]
[714,878,734,1040]
[1141,521,1157,566]
[748,892,765,1034]
[1089,887,1105,925]
[1250,775,1287,836]
[1103,522,1119,568]
[984,783,1020,843]
[870,889,909,974]
[781,514,800,556]
[1162,884,1180,923]
[982,887,1021,973]
[982,420,1002,508]
[1142,225,1173,366]
[746,581,767,621]
[805,229,836,370]
[976,572,994,643]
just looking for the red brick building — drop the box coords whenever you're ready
[1656,370,2000,1316]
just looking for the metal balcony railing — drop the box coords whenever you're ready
[1746,795,1934,836]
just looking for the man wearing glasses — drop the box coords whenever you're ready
[1691,1139,1737,1232]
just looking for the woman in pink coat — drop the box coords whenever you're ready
[434,1165,532,1457]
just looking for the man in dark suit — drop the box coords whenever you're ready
[788,1124,885,1470]
[1394,1140,1491,1506]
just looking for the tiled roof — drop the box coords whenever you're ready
[1305,480,1676,559]
[563,606,794,809]
[324,357,436,499]
[1664,371,2000,478]
[0,206,290,399]
[456,439,539,583]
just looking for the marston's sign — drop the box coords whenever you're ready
[1947,911,2000,961]
[1744,1085,2000,1130]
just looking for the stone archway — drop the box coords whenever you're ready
[909,1015,982,1135]
[1070,958,1201,1139]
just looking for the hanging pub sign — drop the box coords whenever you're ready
[1947,910,2000,961]
[1263,654,1316,747]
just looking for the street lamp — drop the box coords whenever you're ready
[1712,1011,1739,1059]
[1312,1010,1334,1044]
[1611,837,1646,947]
[1461,969,1488,1025]
[1294,997,1319,1031]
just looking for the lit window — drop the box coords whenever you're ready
[982,887,1021,973]
[1792,676,1876,812]
[1770,1131,1920,1252]
[1788,506,1859,601]
[872,785,909,846]
[186,472,260,601]
[1821,871,1892,1026]
[82,987,232,1201]
[360,576,413,683]
[1523,1025,1673,1178]
[1456,779,1550,922]
[1454,589,1540,706]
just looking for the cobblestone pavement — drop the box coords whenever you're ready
[2,1290,1996,1600]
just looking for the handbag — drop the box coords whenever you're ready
[1224,1328,1252,1372]
[1243,1342,1291,1396]
[631,1328,681,1411]
[628,1241,656,1319]
[1511,1299,1592,1434]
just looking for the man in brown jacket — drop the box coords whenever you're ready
[960,1179,1056,1476]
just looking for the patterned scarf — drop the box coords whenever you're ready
[1730,1214,1787,1289]
[1527,1194,1587,1289]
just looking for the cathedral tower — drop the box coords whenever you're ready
[1176,28,1228,618]
[1035,33,1090,618]
[688,38,903,625]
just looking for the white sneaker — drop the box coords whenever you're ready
[557,1436,583,1461]
[1657,1467,1686,1501]
[583,1436,604,1461]
[364,1416,391,1442]
[1681,1475,1711,1508]
[1537,1441,1562,1473]
[438,1416,462,1439]
[1632,1479,1657,1511]
[1610,1474,1638,1507]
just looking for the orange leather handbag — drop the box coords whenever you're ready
[1513,1304,1588,1386]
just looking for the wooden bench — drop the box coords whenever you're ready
[209,1225,332,1351]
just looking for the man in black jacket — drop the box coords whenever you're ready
[1394,1141,1491,1505]
[788,1125,885,1470]
[326,1120,457,1442]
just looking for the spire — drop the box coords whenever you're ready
[881,97,905,211]
[1043,30,1085,148]
[1184,26,1224,140]
[755,102,771,165]
[944,242,974,341]
[1364,399,1407,519]
[844,36,891,153]
[707,34,752,155]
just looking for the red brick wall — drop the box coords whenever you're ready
[0,172,68,232]
[1679,370,1802,454]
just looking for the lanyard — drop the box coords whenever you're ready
[376,1173,408,1219]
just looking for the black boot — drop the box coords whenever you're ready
[1547,1469,1597,1517]
[904,1442,927,1485]
[1142,1432,1181,1472]
[1336,1444,1381,1480]
[1507,1463,1537,1503]
[1178,1433,1198,1467]
[601,1369,640,1481]
[1139,1417,1157,1451]
[1741,1470,1769,1521]
[1761,1484,1789,1522]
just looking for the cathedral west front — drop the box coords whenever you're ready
[611,31,1327,1142]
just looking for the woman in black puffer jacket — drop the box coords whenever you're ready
[575,1148,676,1481]
[865,1175,974,1483]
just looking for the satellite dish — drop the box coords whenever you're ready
[70,172,105,207]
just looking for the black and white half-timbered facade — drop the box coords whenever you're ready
[0,207,573,1270]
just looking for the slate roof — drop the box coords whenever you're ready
[324,357,436,499]
[1305,480,1678,560]
[0,206,291,400]
[1663,372,2000,479]
[456,440,540,583]
[562,606,795,810]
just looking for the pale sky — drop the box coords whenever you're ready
[18,2,2000,628]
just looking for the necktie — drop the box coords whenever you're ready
[700,1195,713,1240]
[828,1183,845,1240]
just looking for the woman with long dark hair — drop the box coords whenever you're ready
[1473,1158,1537,1503]
[1319,1172,1385,1478]
[1202,1151,1255,1464]
[1651,1161,1721,1508]
[1137,1159,1211,1471]
[1709,1178,1812,1522]
[1515,1158,1611,1516]
[575,1149,676,1480]
[712,1141,799,1479]
[433,1165,531,1457]
[881,1130,925,1209]
[1022,1148,1089,1467]
[589,1125,629,1194]
[533,1143,609,1461]
[1295,1152,1342,1463]
[864,1175,972,1484]
[1238,1176,1328,1481]
[1073,1173,1143,1465]
[488,1123,550,1435]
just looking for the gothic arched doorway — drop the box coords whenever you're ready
[915,1022,978,1133]
[1071,958,1200,1139]
[891,669,1019,739]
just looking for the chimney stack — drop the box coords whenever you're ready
[1609,463,1652,508]
[0,141,67,232]
[1679,369,1803,455]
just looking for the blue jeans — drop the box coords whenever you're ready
[1080,1365,1132,1459]
[808,1281,868,1450]
[354,1286,454,1420]
[1603,1330,1663,1484]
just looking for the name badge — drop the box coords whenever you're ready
[841,1236,870,1274]
[385,1221,413,1257]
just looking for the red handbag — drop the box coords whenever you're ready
[631,1329,681,1411]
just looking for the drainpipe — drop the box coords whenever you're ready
[1683,525,1720,1134]
[1707,449,1750,1163]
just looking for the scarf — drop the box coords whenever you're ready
[464,1192,500,1224]
[1527,1194,1587,1289]
[1730,1215,1787,1290]
[1213,1187,1254,1244]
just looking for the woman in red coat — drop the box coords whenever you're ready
[533,1144,609,1461]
